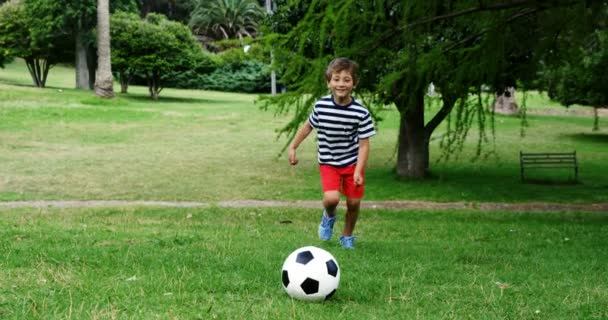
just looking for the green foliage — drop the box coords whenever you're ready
[0,0,137,85]
[136,0,195,23]
[199,60,270,93]
[545,31,608,108]
[62,0,138,59]
[0,0,70,86]
[189,0,266,40]
[164,45,271,93]
[260,0,604,177]
[539,5,608,131]
[0,0,23,67]
[110,11,214,99]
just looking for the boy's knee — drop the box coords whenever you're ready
[346,198,361,209]
[323,191,340,207]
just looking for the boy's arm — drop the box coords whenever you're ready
[288,122,313,166]
[354,138,370,185]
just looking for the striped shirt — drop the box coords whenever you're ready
[308,95,376,167]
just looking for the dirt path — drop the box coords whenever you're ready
[1,200,607,213]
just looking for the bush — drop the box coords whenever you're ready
[200,60,271,93]
[166,45,272,94]
[111,12,213,99]
[167,60,270,93]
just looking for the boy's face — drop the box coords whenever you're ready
[327,70,354,102]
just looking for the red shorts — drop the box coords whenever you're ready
[319,164,365,199]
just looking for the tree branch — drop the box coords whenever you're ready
[411,0,549,27]
[425,96,456,137]
[365,0,582,56]
[442,7,540,52]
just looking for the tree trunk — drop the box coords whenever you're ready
[148,72,162,99]
[87,44,97,89]
[94,0,114,98]
[120,73,129,93]
[25,58,50,88]
[396,90,428,179]
[593,106,599,131]
[25,59,41,87]
[75,29,90,89]
[492,87,518,115]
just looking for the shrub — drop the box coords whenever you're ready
[167,60,270,93]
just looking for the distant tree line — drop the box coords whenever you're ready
[0,0,270,98]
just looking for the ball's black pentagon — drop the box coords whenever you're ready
[300,277,319,294]
[326,259,338,277]
[325,289,337,300]
[296,251,314,265]
[282,270,290,287]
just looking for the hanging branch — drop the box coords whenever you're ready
[366,0,582,56]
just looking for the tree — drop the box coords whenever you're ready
[261,0,602,179]
[68,0,136,89]
[109,11,137,93]
[70,0,98,89]
[0,0,135,88]
[95,0,114,98]
[137,0,195,23]
[0,0,19,68]
[544,30,608,131]
[0,0,69,87]
[111,12,214,99]
[189,0,265,41]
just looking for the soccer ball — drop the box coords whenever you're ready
[281,246,340,301]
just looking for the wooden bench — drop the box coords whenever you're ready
[520,151,578,182]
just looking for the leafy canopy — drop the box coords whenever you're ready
[189,0,266,41]
[111,11,215,99]
[261,0,598,151]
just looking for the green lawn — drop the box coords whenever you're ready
[1,60,607,203]
[1,60,607,319]
[1,206,607,319]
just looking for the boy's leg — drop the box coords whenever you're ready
[323,191,340,217]
[319,190,340,240]
[342,197,361,236]
[339,198,360,249]
[339,165,364,249]
[319,165,341,240]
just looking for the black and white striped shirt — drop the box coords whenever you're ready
[308,95,376,167]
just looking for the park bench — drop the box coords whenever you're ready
[519,151,578,182]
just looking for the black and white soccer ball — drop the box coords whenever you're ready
[281,246,340,301]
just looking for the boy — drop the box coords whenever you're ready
[288,57,376,249]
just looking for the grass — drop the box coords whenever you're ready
[1,60,607,203]
[1,206,607,319]
[1,61,608,319]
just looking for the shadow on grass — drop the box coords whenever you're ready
[521,178,580,185]
[0,79,48,89]
[565,133,608,144]
[118,92,234,105]
[370,163,608,203]
[0,80,26,87]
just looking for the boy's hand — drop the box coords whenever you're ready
[288,148,298,166]
[354,171,363,186]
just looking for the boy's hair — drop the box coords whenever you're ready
[325,57,359,85]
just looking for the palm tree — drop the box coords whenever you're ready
[189,0,265,41]
[94,0,114,98]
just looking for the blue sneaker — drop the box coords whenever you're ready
[339,235,356,249]
[318,211,336,241]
